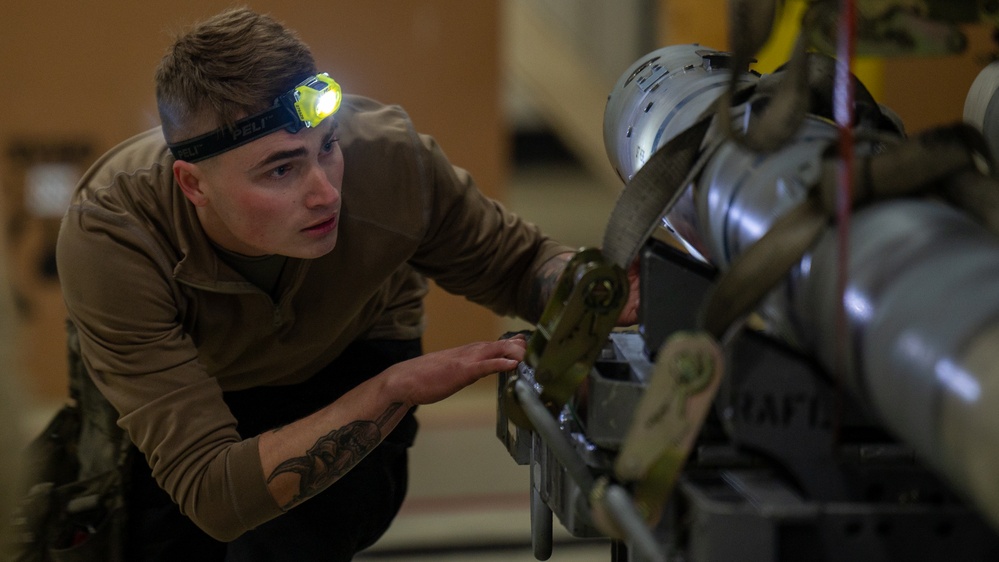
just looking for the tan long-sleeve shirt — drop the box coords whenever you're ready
[56,95,570,540]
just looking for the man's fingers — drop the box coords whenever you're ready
[494,338,526,361]
[467,339,525,375]
[484,357,521,374]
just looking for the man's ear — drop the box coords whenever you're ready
[173,160,209,207]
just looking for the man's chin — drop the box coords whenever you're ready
[288,233,338,259]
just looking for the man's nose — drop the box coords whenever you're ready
[305,166,339,208]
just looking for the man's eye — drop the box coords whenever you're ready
[270,164,292,178]
[322,137,339,153]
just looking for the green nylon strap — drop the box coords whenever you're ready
[699,196,827,340]
[723,0,811,154]
[601,49,999,344]
[601,114,716,270]
[701,122,996,341]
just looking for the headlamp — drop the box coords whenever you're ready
[168,72,342,162]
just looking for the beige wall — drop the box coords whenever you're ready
[0,1,504,400]
[880,23,996,134]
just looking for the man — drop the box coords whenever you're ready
[56,6,637,561]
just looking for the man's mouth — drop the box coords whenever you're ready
[303,215,337,232]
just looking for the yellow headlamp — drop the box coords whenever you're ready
[285,73,342,129]
[168,72,343,162]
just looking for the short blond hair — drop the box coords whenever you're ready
[155,7,317,143]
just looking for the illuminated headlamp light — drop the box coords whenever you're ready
[289,73,342,128]
[168,72,343,162]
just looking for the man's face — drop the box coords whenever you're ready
[178,119,344,259]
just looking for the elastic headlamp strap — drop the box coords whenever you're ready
[168,73,341,163]
[167,106,297,163]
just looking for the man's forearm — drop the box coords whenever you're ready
[526,251,575,322]
[256,337,527,512]
[258,376,411,510]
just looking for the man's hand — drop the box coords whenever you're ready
[533,251,641,327]
[259,335,527,509]
[617,257,641,327]
[387,335,528,407]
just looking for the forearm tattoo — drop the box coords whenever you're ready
[527,253,573,321]
[266,402,404,510]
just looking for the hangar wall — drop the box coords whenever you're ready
[0,1,504,400]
